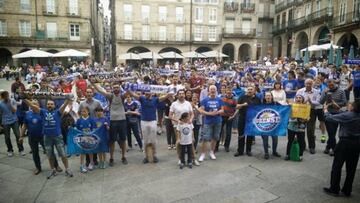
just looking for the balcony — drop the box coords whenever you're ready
[258,11,273,20]
[66,7,81,17]
[275,0,298,13]
[42,6,58,16]
[224,2,238,13]
[332,12,360,30]
[240,3,255,13]
[309,7,333,24]
[222,28,256,38]
[272,23,287,34]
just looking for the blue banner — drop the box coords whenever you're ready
[345,59,360,65]
[67,126,109,155]
[245,105,291,136]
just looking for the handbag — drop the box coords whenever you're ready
[290,136,300,161]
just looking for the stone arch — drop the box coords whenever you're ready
[313,26,330,45]
[295,31,309,52]
[337,33,359,57]
[0,48,13,66]
[195,46,212,53]
[127,46,151,53]
[238,43,252,62]
[222,43,235,61]
[158,47,182,54]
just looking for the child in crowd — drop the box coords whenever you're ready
[76,106,96,173]
[177,112,194,169]
[93,107,110,169]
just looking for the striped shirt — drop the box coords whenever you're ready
[221,96,237,117]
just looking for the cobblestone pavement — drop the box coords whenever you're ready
[0,78,359,203]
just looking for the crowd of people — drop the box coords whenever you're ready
[0,58,359,197]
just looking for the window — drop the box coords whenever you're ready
[142,25,149,40]
[69,24,80,40]
[124,4,132,21]
[353,0,360,20]
[20,0,30,12]
[242,20,251,34]
[0,0,5,9]
[305,3,311,19]
[339,0,346,23]
[316,0,321,17]
[195,7,203,23]
[209,8,217,23]
[209,0,218,4]
[69,0,78,15]
[256,23,262,36]
[141,5,150,22]
[175,26,183,41]
[176,7,183,22]
[194,26,203,41]
[159,6,167,22]
[159,26,166,40]
[46,22,57,38]
[208,27,216,41]
[19,21,31,37]
[225,20,234,33]
[0,20,7,36]
[47,0,55,13]
[327,0,333,15]
[124,24,132,40]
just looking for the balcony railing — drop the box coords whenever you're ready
[66,7,81,17]
[118,32,221,43]
[240,3,255,13]
[224,2,238,13]
[222,28,256,38]
[309,7,333,22]
[42,5,58,16]
[333,12,360,28]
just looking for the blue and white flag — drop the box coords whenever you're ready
[245,105,291,136]
[67,126,109,155]
[124,83,175,94]
[345,59,360,65]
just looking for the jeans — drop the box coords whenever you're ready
[325,119,339,150]
[202,123,222,142]
[261,135,278,154]
[180,144,193,164]
[286,129,305,156]
[3,121,23,152]
[165,118,176,146]
[330,138,360,195]
[127,121,143,149]
[353,87,360,99]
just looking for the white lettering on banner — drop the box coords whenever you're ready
[125,83,172,94]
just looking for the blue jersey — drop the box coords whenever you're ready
[93,117,109,129]
[139,96,159,121]
[24,111,43,137]
[352,70,360,87]
[40,108,62,136]
[76,117,96,133]
[283,79,298,99]
[201,97,223,124]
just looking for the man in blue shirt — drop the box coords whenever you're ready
[0,91,24,157]
[129,90,172,163]
[24,98,73,178]
[283,70,298,101]
[19,99,61,175]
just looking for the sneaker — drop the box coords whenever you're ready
[329,149,334,156]
[264,153,270,160]
[188,163,193,169]
[309,148,316,154]
[209,151,216,160]
[7,152,14,157]
[320,135,327,143]
[55,166,63,173]
[299,156,303,161]
[323,187,339,197]
[65,168,73,177]
[284,155,290,161]
[47,170,57,179]
[198,153,205,162]
[193,160,200,166]
[88,163,94,171]
[34,169,42,175]
[272,152,281,157]
[80,165,88,173]
[246,151,253,157]
[179,163,184,169]
[178,160,181,165]
[109,158,114,167]
[168,145,172,150]
[234,152,243,157]
[153,156,159,163]
[20,151,26,156]
[143,158,149,164]
[323,149,330,154]
[102,162,107,169]
[122,157,128,165]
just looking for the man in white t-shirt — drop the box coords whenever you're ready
[169,89,200,165]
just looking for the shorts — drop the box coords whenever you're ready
[313,108,325,122]
[44,136,66,158]
[109,120,127,143]
[141,120,157,145]
[202,123,222,142]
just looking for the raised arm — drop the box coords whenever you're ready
[59,99,70,115]
[128,90,141,101]
[24,99,40,113]
[92,83,111,98]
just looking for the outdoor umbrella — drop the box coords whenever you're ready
[53,49,89,57]
[159,51,184,59]
[336,49,342,68]
[328,45,334,64]
[295,49,301,61]
[138,52,163,59]
[303,48,310,64]
[318,43,342,50]
[300,45,321,52]
[118,53,142,60]
[181,51,206,58]
[201,51,229,58]
[12,49,54,58]
[349,45,355,60]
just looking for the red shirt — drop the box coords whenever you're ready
[75,79,87,95]
[62,83,72,93]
